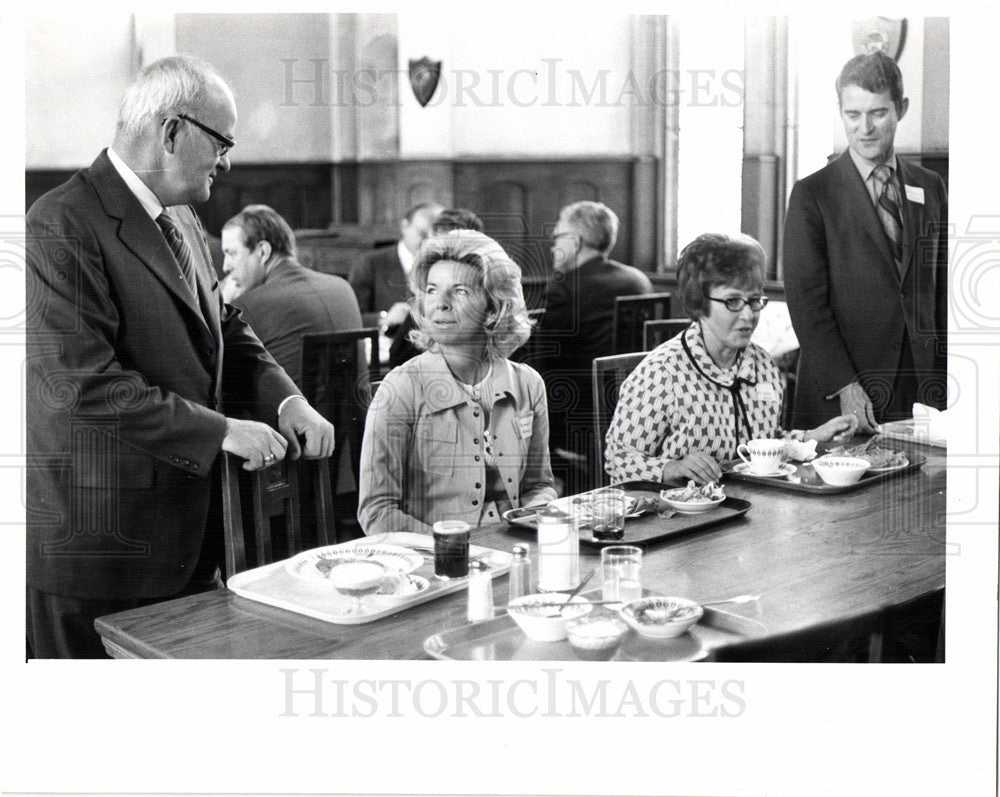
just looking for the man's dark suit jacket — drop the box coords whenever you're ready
[26,150,299,601]
[231,256,363,388]
[348,244,410,314]
[783,151,948,428]
[539,256,653,454]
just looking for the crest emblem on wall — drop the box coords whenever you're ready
[408,57,442,107]
[851,17,907,60]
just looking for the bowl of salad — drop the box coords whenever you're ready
[659,481,726,513]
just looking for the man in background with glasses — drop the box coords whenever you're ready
[538,200,652,494]
[25,55,334,657]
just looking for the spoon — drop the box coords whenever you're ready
[558,566,598,614]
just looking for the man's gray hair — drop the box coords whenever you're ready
[558,201,619,254]
[116,55,229,141]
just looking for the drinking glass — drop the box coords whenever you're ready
[590,488,626,541]
[601,545,643,603]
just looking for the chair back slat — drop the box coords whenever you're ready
[642,318,691,351]
[300,328,376,525]
[222,453,335,580]
[612,292,672,354]
[591,351,648,487]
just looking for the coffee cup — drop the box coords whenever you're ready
[736,438,786,475]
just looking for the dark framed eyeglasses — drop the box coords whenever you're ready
[706,295,769,312]
[176,113,235,157]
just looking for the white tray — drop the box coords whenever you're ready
[227,532,512,625]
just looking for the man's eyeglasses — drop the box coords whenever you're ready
[706,295,769,312]
[177,113,235,157]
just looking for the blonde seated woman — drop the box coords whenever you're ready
[605,232,858,485]
[359,230,557,534]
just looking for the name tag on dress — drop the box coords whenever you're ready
[518,414,533,439]
[905,185,925,204]
[755,384,778,403]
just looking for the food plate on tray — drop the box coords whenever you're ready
[286,543,424,586]
[502,481,751,546]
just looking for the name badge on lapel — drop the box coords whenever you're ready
[518,414,533,440]
[904,185,925,204]
[755,383,778,403]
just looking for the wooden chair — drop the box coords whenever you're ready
[642,318,691,350]
[591,351,648,487]
[300,328,377,535]
[612,292,672,354]
[221,453,335,579]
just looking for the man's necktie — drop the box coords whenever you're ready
[156,210,198,296]
[873,164,904,264]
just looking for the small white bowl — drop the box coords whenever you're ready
[619,596,704,638]
[566,613,630,660]
[508,593,593,641]
[811,456,871,486]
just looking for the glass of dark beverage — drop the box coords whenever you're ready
[432,520,471,579]
[590,488,626,541]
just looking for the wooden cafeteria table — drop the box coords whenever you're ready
[95,440,945,660]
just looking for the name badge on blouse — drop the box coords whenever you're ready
[755,383,778,403]
[518,414,533,439]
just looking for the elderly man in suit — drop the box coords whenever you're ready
[783,51,948,431]
[223,204,363,387]
[25,55,334,658]
[539,200,653,493]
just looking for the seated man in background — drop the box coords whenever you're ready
[223,204,363,388]
[224,205,365,535]
[538,200,653,493]
[348,201,442,321]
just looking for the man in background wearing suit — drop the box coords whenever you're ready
[25,56,334,657]
[223,204,363,387]
[783,51,947,432]
[539,200,653,493]
[348,201,442,317]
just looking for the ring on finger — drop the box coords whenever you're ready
[264,453,277,465]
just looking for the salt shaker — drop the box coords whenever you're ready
[536,506,580,592]
[508,544,531,602]
[467,560,494,622]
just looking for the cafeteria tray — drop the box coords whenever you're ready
[424,599,766,662]
[503,481,751,547]
[878,418,947,449]
[720,453,927,495]
[227,532,511,625]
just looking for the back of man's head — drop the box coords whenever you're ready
[116,55,229,143]
[835,51,905,112]
[559,201,619,254]
[224,205,297,259]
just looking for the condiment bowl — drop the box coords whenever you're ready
[507,593,593,642]
[811,456,871,486]
[566,612,629,660]
[619,596,703,638]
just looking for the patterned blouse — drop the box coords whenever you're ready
[605,322,784,483]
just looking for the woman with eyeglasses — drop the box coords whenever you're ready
[605,233,858,484]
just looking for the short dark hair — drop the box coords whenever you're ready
[836,51,905,113]
[433,207,484,233]
[223,204,296,258]
[676,233,766,320]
